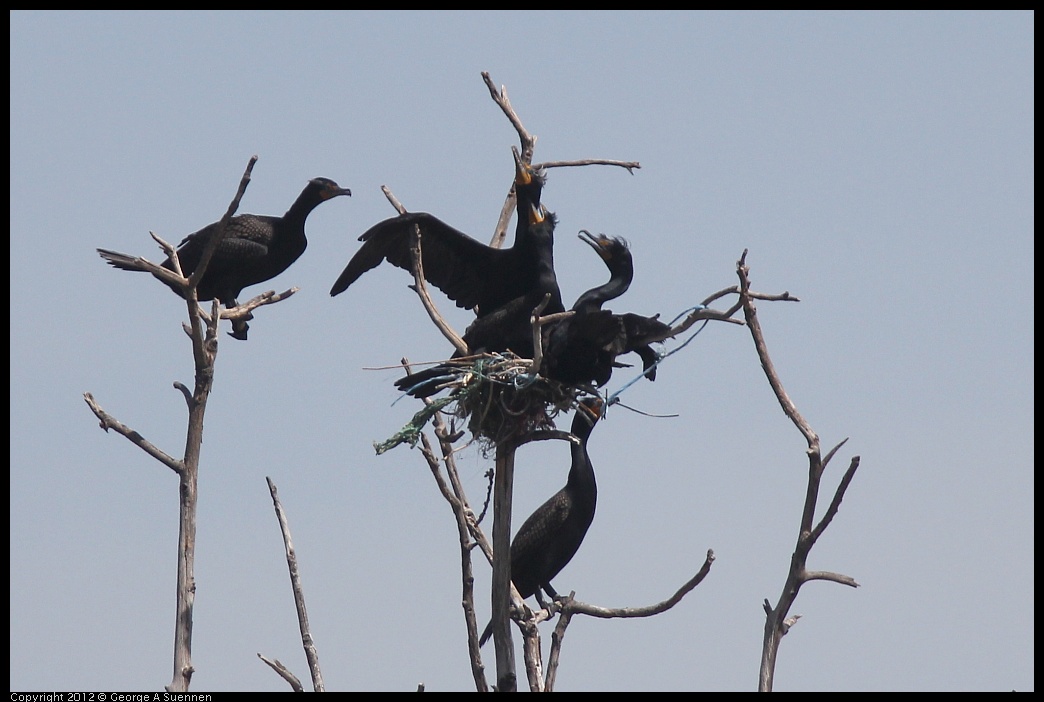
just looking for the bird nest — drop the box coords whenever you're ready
[375,352,594,455]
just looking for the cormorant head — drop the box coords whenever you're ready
[578,230,633,281]
[571,396,605,436]
[579,396,606,421]
[528,203,557,233]
[308,177,352,201]
[512,148,548,225]
[512,147,547,186]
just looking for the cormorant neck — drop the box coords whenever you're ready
[572,269,632,313]
[569,410,598,444]
[283,184,327,224]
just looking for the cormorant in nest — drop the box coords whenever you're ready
[541,230,674,386]
[329,155,563,323]
[479,397,603,647]
[98,177,351,339]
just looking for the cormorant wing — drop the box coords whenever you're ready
[330,212,506,311]
[511,494,570,570]
[175,215,277,266]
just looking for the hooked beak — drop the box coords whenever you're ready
[578,229,612,260]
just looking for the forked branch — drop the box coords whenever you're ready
[735,250,861,692]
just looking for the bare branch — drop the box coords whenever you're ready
[520,617,545,692]
[257,653,304,692]
[172,382,194,410]
[481,71,535,161]
[563,549,716,620]
[186,155,258,291]
[490,445,518,692]
[821,437,850,469]
[373,186,469,354]
[89,157,258,693]
[734,251,861,692]
[810,455,862,544]
[401,355,490,691]
[527,295,572,376]
[380,184,407,215]
[82,393,183,474]
[737,251,818,447]
[219,287,299,323]
[408,225,468,355]
[510,429,578,450]
[111,246,191,290]
[803,570,860,588]
[265,477,324,692]
[536,158,641,174]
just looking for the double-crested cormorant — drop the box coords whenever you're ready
[390,204,559,400]
[98,177,351,339]
[541,231,674,387]
[478,398,603,647]
[329,156,563,322]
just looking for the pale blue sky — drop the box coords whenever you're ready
[10,11,1033,691]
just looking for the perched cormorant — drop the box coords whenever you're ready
[541,230,674,386]
[329,156,563,321]
[540,231,635,386]
[478,398,603,647]
[98,177,351,339]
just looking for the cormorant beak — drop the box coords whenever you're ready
[512,146,532,186]
[578,229,612,261]
[529,203,545,225]
[324,186,352,200]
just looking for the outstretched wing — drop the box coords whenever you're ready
[330,212,505,311]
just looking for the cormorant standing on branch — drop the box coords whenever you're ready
[542,231,674,386]
[479,398,603,647]
[329,156,563,321]
[98,177,351,339]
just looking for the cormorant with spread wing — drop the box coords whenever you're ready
[329,155,563,322]
[98,177,351,339]
[478,398,603,647]
[390,204,560,399]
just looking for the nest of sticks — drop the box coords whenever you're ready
[376,352,597,454]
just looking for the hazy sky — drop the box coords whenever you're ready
[10,11,1033,692]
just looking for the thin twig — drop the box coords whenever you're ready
[409,224,468,354]
[561,549,716,620]
[535,158,641,174]
[265,477,324,692]
[257,653,305,692]
[82,393,183,473]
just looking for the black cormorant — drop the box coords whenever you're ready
[541,231,674,386]
[390,204,560,399]
[329,157,563,321]
[479,398,603,647]
[389,203,560,399]
[98,177,351,339]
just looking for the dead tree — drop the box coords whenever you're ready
[84,156,307,692]
[365,73,861,691]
